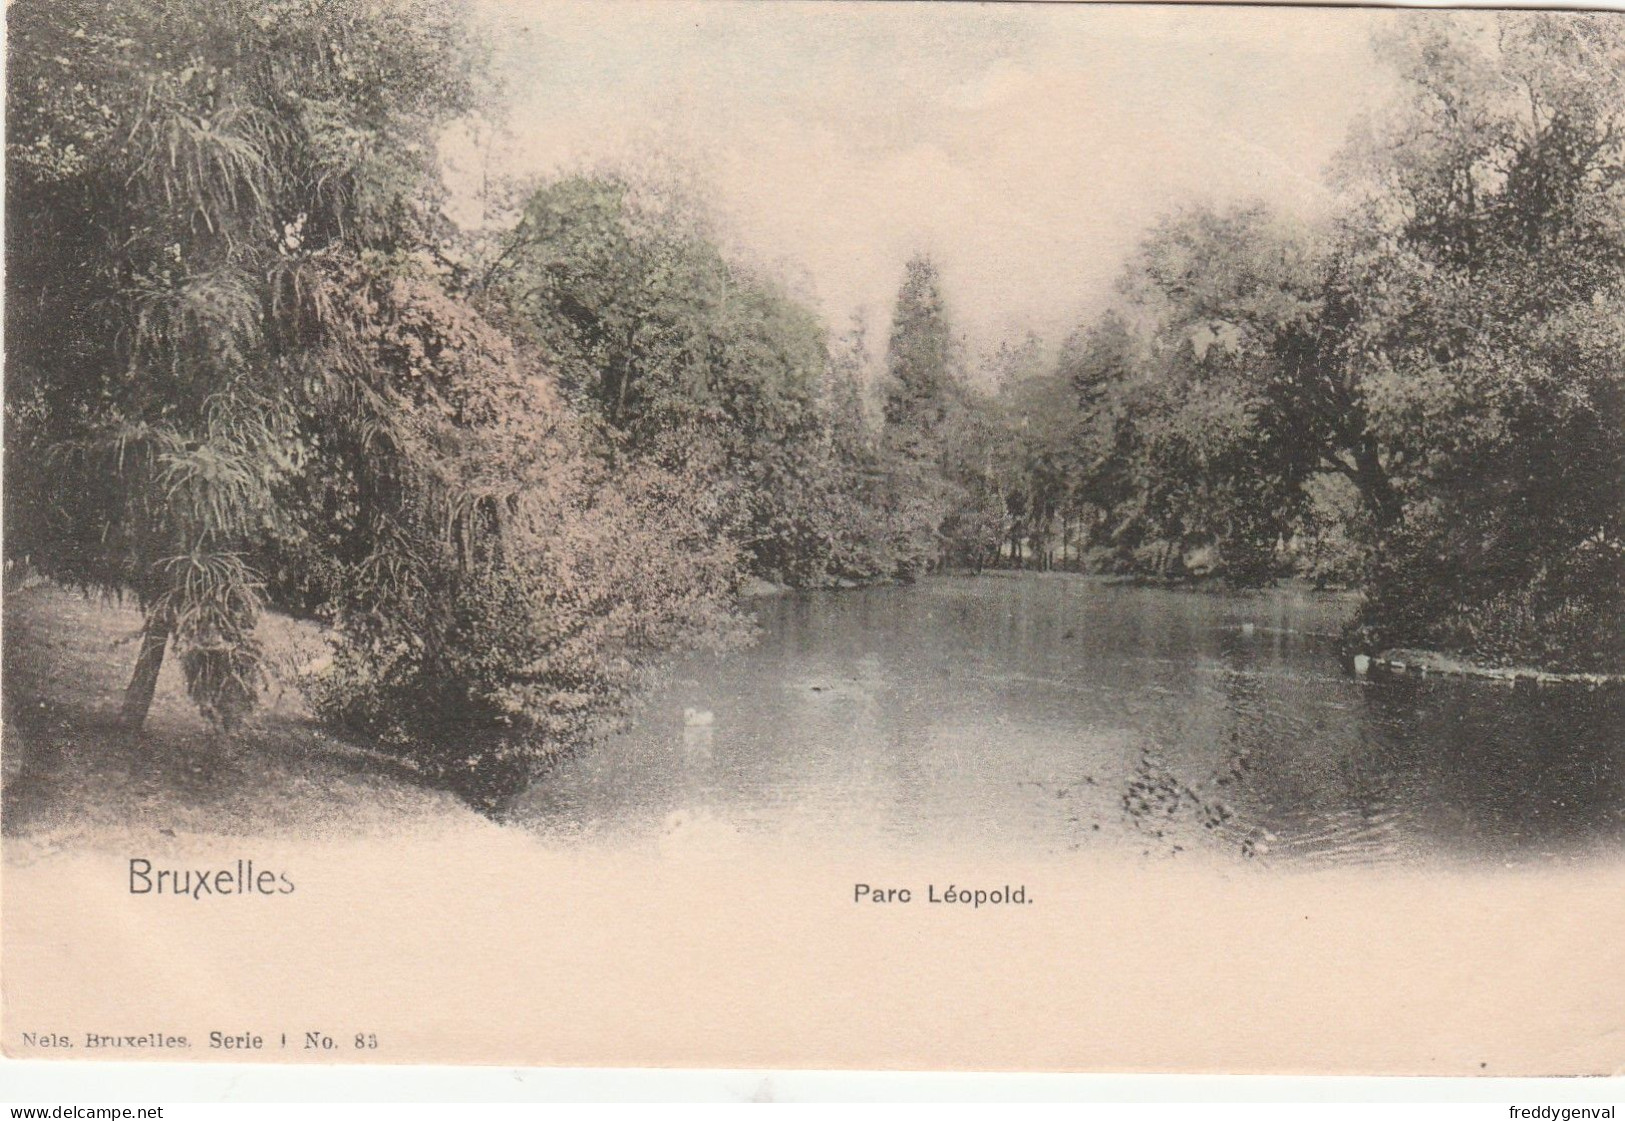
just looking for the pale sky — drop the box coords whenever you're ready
[445,1,1406,361]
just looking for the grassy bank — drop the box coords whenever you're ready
[1,583,486,849]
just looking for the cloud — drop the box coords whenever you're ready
[459,1,1398,356]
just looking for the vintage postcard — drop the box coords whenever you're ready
[4,0,1623,1076]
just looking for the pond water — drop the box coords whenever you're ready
[507,574,1625,867]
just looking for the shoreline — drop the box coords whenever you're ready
[1358,647,1625,689]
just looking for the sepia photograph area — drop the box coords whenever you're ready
[3,1,1624,1074]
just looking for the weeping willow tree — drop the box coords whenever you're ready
[5,0,486,730]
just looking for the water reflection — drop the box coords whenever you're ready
[506,574,1625,866]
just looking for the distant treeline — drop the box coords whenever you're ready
[6,1,1621,799]
[840,14,1625,681]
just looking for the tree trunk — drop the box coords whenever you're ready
[120,616,171,732]
[1353,441,1402,528]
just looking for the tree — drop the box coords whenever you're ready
[489,173,837,585]
[5,0,754,797]
[1335,11,1625,667]
[876,254,965,575]
[1110,205,1327,581]
[882,255,960,436]
[1012,11,1623,657]
[1054,313,1146,563]
[994,336,1084,571]
[936,389,1008,572]
[799,318,897,581]
[6,0,485,730]
[299,270,745,798]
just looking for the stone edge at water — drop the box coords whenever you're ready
[1362,647,1625,689]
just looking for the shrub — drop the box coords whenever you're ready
[299,265,747,802]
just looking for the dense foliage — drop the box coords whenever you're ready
[949,12,1625,672]
[484,176,848,586]
[6,3,1618,808]
[4,0,746,796]
[7,0,489,731]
